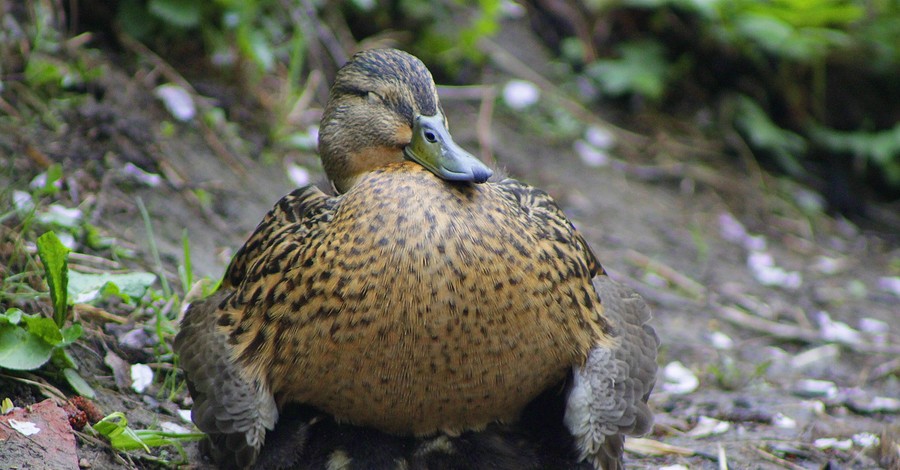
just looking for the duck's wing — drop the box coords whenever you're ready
[223,186,336,289]
[176,290,279,470]
[493,178,658,469]
[176,185,336,469]
[564,276,659,470]
[492,178,604,277]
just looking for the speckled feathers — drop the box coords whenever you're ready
[217,163,611,435]
[175,48,657,470]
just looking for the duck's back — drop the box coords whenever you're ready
[222,162,609,435]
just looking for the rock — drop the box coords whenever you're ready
[0,399,79,470]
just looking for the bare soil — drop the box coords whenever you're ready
[2,15,898,470]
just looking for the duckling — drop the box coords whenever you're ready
[175,48,658,470]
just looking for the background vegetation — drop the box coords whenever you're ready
[1,0,898,467]
[93,0,900,210]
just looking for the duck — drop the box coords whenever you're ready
[175,48,659,470]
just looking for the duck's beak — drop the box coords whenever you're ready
[404,114,493,184]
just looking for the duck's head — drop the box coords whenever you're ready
[318,48,493,193]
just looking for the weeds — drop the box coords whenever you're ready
[0,161,210,464]
[548,0,900,197]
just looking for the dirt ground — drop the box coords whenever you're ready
[2,13,899,470]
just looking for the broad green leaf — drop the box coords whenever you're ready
[1,398,13,414]
[0,324,54,370]
[36,232,70,328]
[68,271,157,304]
[21,313,63,345]
[63,368,96,399]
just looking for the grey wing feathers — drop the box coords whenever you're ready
[594,275,658,436]
[565,275,659,469]
[175,291,278,469]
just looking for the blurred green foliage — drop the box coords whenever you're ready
[16,0,896,197]
[564,0,900,193]
[112,0,503,147]
[115,0,502,79]
[116,0,293,76]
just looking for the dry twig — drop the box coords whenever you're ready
[74,304,128,325]
[625,437,696,457]
[624,249,707,300]
[717,305,900,355]
[749,445,808,470]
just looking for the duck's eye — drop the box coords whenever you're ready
[367,92,382,104]
[424,130,437,143]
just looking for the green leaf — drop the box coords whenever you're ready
[117,0,157,39]
[36,164,63,196]
[60,323,84,346]
[0,308,24,326]
[587,40,670,101]
[92,411,204,450]
[24,56,66,89]
[94,412,151,452]
[63,368,96,399]
[36,232,70,328]
[148,0,202,28]
[810,122,900,184]
[51,347,77,369]
[734,95,806,175]
[0,324,54,370]
[68,271,157,304]
[21,313,63,345]
[1,398,13,414]
[246,30,275,72]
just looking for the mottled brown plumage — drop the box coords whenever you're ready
[176,48,657,470]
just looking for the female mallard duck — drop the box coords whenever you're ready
[175,48,658,470]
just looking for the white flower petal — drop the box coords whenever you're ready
[9,419,40,436]
[154,84,196,121]
[573,140,609,167]
[502,80,540,110]
[286,163,311,187]
[686,416,730,437]
[662,361,699,394]
[130,363,154,393]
